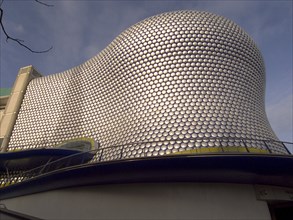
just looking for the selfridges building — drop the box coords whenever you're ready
[1,10,293,220]
[8,10,288,156]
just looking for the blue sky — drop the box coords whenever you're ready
[0,0,292,143]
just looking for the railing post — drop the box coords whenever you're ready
[242,139,249,153]
[281,142,292,155]
[263,140,272,154]
[218,138,224,152]
[99,148,104,162]
[5,166,11,186]
[120,145,124,159]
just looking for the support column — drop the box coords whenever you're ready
[0,66,42,152]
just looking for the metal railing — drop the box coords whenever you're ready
[0,137,292,188]
[281,141,293,154]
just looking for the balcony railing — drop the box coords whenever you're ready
[0,137,292,188]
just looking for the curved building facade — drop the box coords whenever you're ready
[8,10,286,155]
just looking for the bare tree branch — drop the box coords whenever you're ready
[0,1,53,53]
[34,0,54,7]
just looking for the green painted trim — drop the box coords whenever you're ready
[173,147,269,155]
[8,138,97,152]
[55,137,97,150]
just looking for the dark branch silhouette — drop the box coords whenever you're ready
[0,0,53,53]
[34,0,54,7]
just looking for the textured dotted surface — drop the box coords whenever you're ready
[8,11,287,155]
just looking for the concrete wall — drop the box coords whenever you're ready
[2,183,271,220]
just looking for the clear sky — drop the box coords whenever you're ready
[0,0,292,143]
